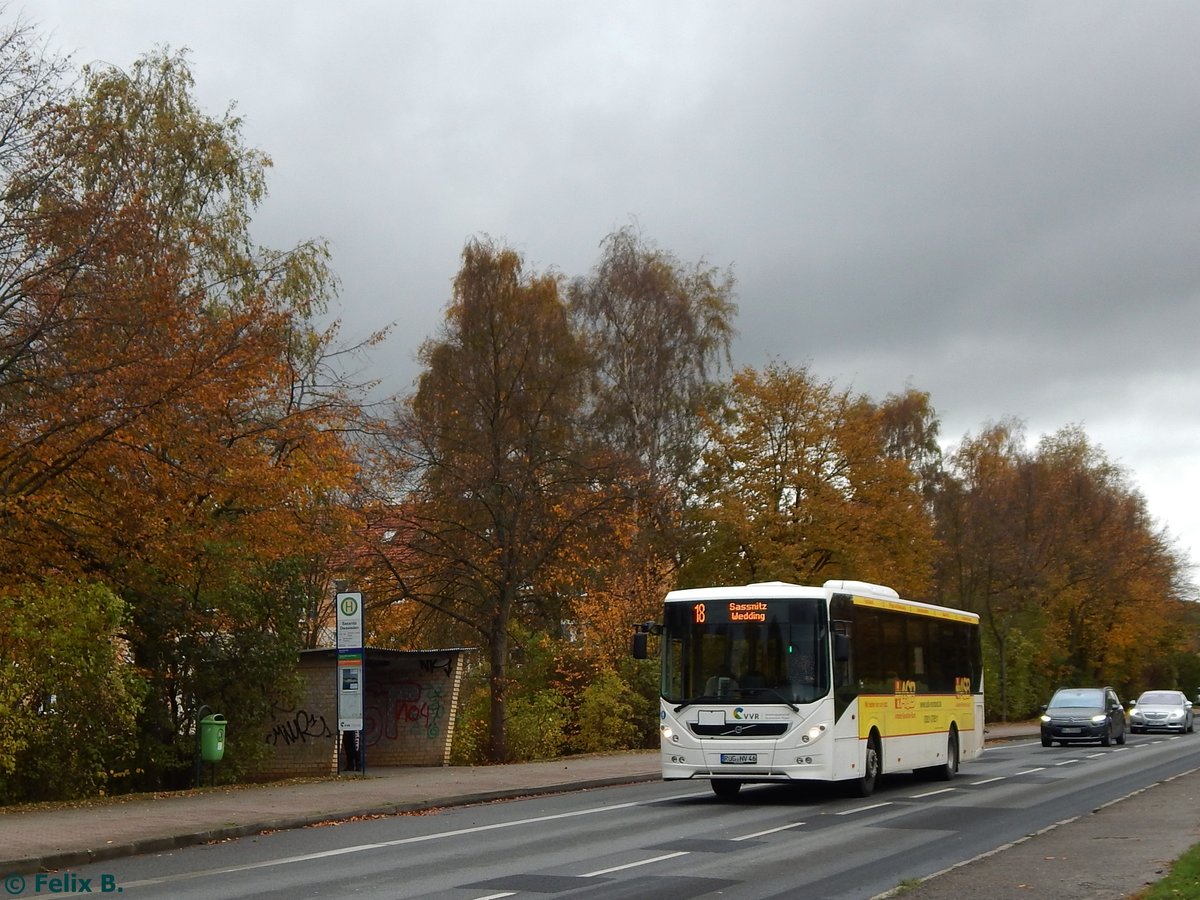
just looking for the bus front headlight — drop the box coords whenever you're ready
[802,724,827,743]
[661,724,678,742]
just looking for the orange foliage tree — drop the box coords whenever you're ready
[682,361,936,596]
[0,47,366,788]
[376,238,636,762]
[936,422,1188,719]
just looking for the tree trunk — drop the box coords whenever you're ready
[488,615,509,762]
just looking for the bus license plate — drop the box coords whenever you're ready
[721,753,758,764]
[1062,727,1081,734]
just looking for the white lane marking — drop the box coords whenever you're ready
[1015,767,1045,775]
[1055,759,1081,766]
[583,851,690,876]
[472,894,516,900]
[734,822,806,840]
[909,788,956,799]
[837,802,892,815]
[970,776,1004,786]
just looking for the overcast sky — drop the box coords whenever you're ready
[30,2,1200,579]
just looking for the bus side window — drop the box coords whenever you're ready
[832,627,851,688]
[834,632,850,662]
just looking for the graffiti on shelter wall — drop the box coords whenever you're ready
[265,706,333,747]
[364,676,447,747]
[362,657,451,744]
[420,656,453,678]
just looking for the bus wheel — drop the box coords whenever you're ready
[711,779,741,799]
[854,735,881,797]
[932,728,959,781]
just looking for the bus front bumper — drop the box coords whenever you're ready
[663,745,829,781]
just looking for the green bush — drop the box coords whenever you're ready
[576,670,641,752]
[448,677,490,765]
[984,628,1053,721]
[505,690,569,761]
[0,580,145,803]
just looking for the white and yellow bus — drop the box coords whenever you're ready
[633,580,984,798]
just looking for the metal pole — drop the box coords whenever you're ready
[193,704,211,789]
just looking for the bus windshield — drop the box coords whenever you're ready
[661,597,830,705]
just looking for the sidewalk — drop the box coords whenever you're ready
[1,722,1196,899]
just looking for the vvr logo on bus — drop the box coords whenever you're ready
[732,707,762,720]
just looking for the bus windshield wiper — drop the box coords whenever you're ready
[743,687,799,711]
[672,696,715,710]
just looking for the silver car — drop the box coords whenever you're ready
[1129,690,1195,734]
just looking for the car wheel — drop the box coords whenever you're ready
[1101,725,1112,747]
[1189,717,1195,734]
[1116,725,1126,745]
[1041,735,1052,747]
[710,779,741,799]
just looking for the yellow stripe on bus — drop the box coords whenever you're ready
[851,595,977,624]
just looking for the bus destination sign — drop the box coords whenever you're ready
[692,601,768,624]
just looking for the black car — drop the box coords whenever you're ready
[1040,686,1127,746]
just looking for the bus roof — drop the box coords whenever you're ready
[663,580,979,624]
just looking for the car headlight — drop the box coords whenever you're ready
[1090,714,1108,725]
[1040,714,1052,723]
[1169,710,1184,720]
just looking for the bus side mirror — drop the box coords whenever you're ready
[632,630,647,659]
[631,622,660,659]
[834,633,850,662]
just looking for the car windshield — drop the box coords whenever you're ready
[1050,688,1104,708]
[1138,691,1183,706]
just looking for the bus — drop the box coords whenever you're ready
[632,579,983,798]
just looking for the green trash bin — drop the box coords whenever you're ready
[199,714,227,762]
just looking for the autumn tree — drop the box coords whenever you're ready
[383,237,634,762]
[561,226,738,745]
[568,224,737,494]
[0,10,71,366]
[934,421,1052,719]
[1032,428,1184,690]
[935,422,1189,718]
[682,361,936,596]
[0,46,365,787]
[875,387,944,504]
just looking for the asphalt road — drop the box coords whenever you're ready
[39,730,1200,899]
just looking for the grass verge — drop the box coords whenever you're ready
[1132,842,1200,898]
